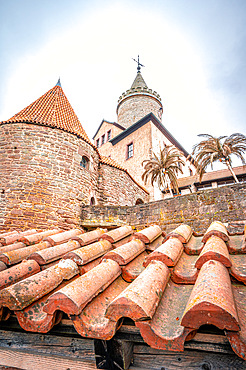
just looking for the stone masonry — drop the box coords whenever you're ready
[81,183,246,235]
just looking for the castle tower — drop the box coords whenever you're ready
[0,80,100,231]
[116,62,163,128]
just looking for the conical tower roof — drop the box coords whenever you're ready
[117,71,162,107]
[131,71,148,89]
[1,80,92,145]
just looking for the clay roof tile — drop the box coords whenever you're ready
[1,84,93,146]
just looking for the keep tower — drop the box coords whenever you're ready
[116,62,163,129]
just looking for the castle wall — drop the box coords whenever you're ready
[98,163,149,206]
[81,183,246,235]
[94,121,123,156]
[106,121,154,199]
[117,95,163,129]
[0,123,100,231]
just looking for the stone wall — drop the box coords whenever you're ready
[81,183,246,234]
[0,123,100,231]
[98,163,149,206]
[117,95,163,129]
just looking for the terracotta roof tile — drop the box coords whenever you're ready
[0,260,40,290]
[181,260,239,331]
[44,228,82,246]
[184,235,203,255]
[171,253,198,284]
[28,240,81,265]
[44,259,121,316]
[136,282,195,351]
[226,284,246,360]
[144,237,184,267]
[121,251,148,282]
[103,239,145,265]
[105,260,170,322]
[0,240,51,265]
[230,255,246,283]
[1,84,92,145]
[0,229,37,246]
[71,276,129,340]
[132,225,162,244]
[64,240,112,265]
[0,259,78,310]
[0,223,246,361]
[99,225,133,243]
[146,235,164,252]
[71,228,106,246]
[202,221,229,243]
[164,224,193,244]
[195,235,231,269]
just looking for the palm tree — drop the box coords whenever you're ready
[142,145,185,197]
[191,133,246,183]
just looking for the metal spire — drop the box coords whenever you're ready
[56,77,61,87]
[132,55,145,73]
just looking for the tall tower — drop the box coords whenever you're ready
[116,59,163,128]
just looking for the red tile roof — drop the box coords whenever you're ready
[0,222,246,360]
[1,83,92,146]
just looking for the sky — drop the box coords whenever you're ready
[0,0,246,165]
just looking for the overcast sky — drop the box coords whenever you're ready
[1,0,246,164]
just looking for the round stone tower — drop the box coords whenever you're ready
[117,66,163,129]
[0,80,100,231]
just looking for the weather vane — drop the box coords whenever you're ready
[132,55,145,73]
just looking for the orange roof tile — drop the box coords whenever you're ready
[0,222,246,360]
[1,83,93,146]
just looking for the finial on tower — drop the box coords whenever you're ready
[56,78,61,87]
[132,55,145,73]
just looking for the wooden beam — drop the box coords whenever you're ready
[0,348,96,370]
[94,339,134,370]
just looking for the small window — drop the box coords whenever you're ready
[127,142,133,159]
[90,197,95,205]
[80,156,89,169]
[96,139,100,148]
[107,130,111,141]
[101,134,105,145]
[189,168,193,176]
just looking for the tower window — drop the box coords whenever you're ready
[80,156,89,170]
[127,142,133,159]
[96,139,100,148]
[101,134,105,145]
[107,130,111,141]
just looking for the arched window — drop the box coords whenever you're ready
[80,156,89,170]
[90,197,95,205]
[135,198,144,205]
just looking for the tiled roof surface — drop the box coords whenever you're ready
[1,83,93,146]
[0,222,246,360]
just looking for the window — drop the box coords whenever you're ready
[107,130,111,141]
[80,156,89,169]
[96,139,100,148]
[127,142,133,159]
[90,197,95,205]
[101,134,105,145]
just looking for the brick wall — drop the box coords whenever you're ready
[0,123,100,231]
[81,183,246,234]
[98,163,149,206]
[117,95,163,129]
[0,122,149,232]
